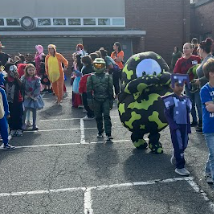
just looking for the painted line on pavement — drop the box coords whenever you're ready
[84,188,93,214]
[80,118,86,144]
[12,139,132,149]
[187,180,214,212]
[1,177,213,213]
[25,128,96,132]
[0,177,194,198]
[24,126,125,133]
[39,115,120,122]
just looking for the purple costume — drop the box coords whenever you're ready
[162,94,192,168]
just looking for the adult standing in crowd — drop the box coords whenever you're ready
[173,43,201,128]
[170,46,182,72]
[191,38,199,56]
[0,42,10,66]
[45,44,68,104]
[193,38,214,132]
[111,42,124,75]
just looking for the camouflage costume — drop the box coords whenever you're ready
[118,52,172,154]
[87,58,114,137]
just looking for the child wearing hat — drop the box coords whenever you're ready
[162,74,192,176]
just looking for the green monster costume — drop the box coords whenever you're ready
[118,52,172,154]
[87,58,114,139]
[187,64,200,93]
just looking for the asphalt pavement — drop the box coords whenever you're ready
[0,87,214,214]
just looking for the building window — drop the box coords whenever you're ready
[0,17,125,27]
[98,18,110,26]
[112,18,125,26]
[38,18,51,26]
[68,18,81,25]
[0,19,4,26]
[6,19,20,26]
[53,18,66,26]
[83,18,96,25]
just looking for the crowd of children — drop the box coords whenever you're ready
[0,62,44,149]
[0,42,124,149]
[1,39,214,190]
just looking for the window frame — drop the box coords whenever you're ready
[0,17,125,28]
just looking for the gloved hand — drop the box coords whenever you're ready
[109,99,113,110]
[88,99,94,110]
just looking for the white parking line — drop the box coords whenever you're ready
[80,118,86,144]
[0,177,194,198]
[84,188,93,214]
[25,128,96,132]
[0,177,213,213]
[0,177,193,198]
[13,139,132,149]
[1,177,214,213]
[39,116,119,122]
[23,126,125,132]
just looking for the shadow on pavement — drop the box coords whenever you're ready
[87,142,119,179]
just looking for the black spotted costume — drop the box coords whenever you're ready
[118,52,172,154]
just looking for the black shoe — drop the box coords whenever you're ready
[191,121,198,127]
[32,126,39,131]
[97,133,103,138]
[106,135,113,141]
[196,126,202,133]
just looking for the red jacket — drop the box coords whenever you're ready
[79,74,91,94]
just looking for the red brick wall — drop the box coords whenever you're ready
[194,1,214,40]
[125,0,190,64]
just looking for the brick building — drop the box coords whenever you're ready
[191,0,214,41]
[0,0,190,64]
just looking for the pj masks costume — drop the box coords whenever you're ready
[118,51,172,154]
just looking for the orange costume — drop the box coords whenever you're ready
[111,50,124,70]
[45,44,68,103]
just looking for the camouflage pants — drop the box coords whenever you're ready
[93,99,112,136]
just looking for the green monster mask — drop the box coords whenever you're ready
[118,51,172,154]
[93,58,106,73]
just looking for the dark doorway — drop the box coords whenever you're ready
[83,37,116,56]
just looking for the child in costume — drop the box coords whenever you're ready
[71,54,83,108]
[162,74,192,176]
[79,55,94,120]
[22,64,44,130]
[4,63,23,137]
[35,45,44,76]
[40,55,51,93]
[0,86,15,149]
[200,58,214,185]
[87,58,114,141]
[0,61,7,86]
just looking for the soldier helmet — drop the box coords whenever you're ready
[93,58,106,73]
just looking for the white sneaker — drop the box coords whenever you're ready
[170,155,176,165]
[16,129,23,137]
[205,174,213,184]
[175,168,190,176]
[26,121,32,127]
[10,130,16,137]
[83,115,94,120]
